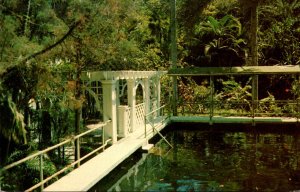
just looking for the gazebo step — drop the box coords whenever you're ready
[142,143,154,151]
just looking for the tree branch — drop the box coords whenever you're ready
[21,20,81,64]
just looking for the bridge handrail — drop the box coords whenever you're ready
[145,104,170,117]
[144,104,172,148]
[2,120,111,191]
[176,99,300,118]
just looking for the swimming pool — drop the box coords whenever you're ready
[90,123,300,191]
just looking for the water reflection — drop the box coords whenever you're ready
[91,125,300,192]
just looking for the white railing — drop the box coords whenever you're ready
[144,104,172,148]
[135,103,145,129]
[2,120,111,192]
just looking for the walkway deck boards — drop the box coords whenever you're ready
[44,117,168,192]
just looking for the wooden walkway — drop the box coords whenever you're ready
[44,117,169,191]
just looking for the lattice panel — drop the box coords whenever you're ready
[135,103,145,128]
[126,107,131,133]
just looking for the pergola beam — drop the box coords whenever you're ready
[82,71,166,81]
[168,65,300,76]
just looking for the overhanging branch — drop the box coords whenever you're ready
[21,20,81,64]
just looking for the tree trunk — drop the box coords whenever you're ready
[24,0,31,37]
[170,0,178,115]
[250,3,259,107]
[40,110,51,149]
[74,41,83,168]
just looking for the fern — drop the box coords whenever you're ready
[0,89,26,144]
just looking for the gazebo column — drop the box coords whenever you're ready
[116,80,120,107]
[127,79,136,132]
[143,78,150,116]
[102,80,118,144]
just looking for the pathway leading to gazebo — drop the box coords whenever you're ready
[44,117,169,191]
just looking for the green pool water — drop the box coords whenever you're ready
[90,123,300,191]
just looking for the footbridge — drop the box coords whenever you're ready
[2,71,171,192]
[44,115,169,191]
[44,71,171,191]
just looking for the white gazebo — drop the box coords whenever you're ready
[81,71,166,143]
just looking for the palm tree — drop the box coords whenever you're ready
[199,14,246,67]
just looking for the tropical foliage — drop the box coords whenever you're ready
[215,77,252,113]
[259,0,300,65]
[0,0,300,190]
[199,14,246,67]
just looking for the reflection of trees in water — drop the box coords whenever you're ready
[106,153,172,191]
[105,129,300,191]
[168,129,300,191]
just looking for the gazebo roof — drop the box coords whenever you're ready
[82,71,167,81]
[168,65,300,76]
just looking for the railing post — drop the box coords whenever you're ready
[40,154,44,191]
[144,115,147,138]
[75,138,80,167]
[297,75,300,123]
[251,90,256,127]
[209,76,214,125]
[297,98,299,123]
[102,126,105,152]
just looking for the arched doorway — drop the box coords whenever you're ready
[82,81,103,123]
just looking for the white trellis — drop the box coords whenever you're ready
[135,103,145,129]
[81,71,166,143]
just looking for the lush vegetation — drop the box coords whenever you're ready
[0,0,299,190]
